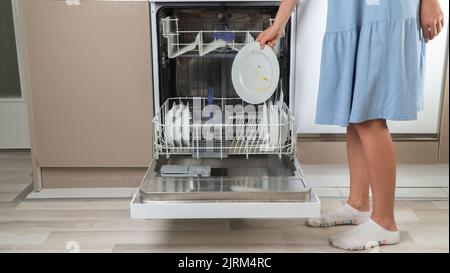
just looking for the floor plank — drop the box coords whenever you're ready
[0,209,132,221]
[0,219,230,232]
[45,230,285,245]
[113,243,287,253]
[0,183,30,193]
[0,243,113,253]
[402,224,449,245]
[15,199,131,210]
[0,193,20,202]
[0,231,49,245]
[433,201,449,210]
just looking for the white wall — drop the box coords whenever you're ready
[0,102,30,149]
[295,0,449,134]
[0,0,30,149]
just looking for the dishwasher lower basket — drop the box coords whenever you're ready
[153,97,295,159]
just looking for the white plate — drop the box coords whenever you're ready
[278,91,284,110]
[280,108,289,145]
[234,110,245,146]
[231,42,280,105]
[270,103,279,147]
[164,105,175,147]
[265,102,274,151]
[173,104,182,147]
[182,103,191,146]
[259,103,270,144]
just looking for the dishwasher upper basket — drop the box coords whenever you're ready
[161,16,281,58]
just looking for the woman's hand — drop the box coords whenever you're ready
[420,0,445,42]
[257,0,297,48]
[256,24,284,49]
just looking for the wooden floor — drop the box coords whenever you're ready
[0,151,448,253]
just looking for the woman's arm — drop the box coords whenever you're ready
[420,0,445,42]
[256,0,297,48]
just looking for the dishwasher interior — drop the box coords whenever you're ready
[131,1,320,219]
[156,5,290,103]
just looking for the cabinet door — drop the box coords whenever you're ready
[23,0,153,167]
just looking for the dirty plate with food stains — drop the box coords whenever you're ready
[231,42,280,105]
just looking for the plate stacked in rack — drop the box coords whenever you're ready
[259,99,289,151]
[164,102,191,148]
[161,98,289,152]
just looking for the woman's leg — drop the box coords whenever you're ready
[346,124,371,212]
[330,119,400,251]
[306,125,373,227]
[350,119,397,231]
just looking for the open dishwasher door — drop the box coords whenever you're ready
[131,154,320,219]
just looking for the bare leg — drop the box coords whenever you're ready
[352,119,397,231]
[306,125,372,227]
[346,125,370,212]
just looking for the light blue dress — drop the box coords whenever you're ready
[316,0,426,127]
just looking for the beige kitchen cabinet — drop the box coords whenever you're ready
[20,0,153,189]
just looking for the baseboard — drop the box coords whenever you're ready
[41,167,146,188]
[302,164,449,188]
[26,187,137,199]
[314,187,449,200]
[298,141,439,164]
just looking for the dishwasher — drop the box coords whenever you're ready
[130,0,321,219]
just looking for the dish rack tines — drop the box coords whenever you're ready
[162,17,281,58]
[153,97,295,159]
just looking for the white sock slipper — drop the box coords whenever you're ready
[330,219,400,251]
[307,203,370,227]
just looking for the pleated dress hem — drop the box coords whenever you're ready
[315,12,426,127]
[315,105,424,127]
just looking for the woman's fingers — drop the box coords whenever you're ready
[259,38,267,49]
[429,22,438,41]
[422,23,437,43]
[422,24,430,42]
[268,33,282,48]
[256,26,282,49]
[256,32,269,49]
[255,33,264,47]
[436,21,443,36]
[255,27,283,48]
